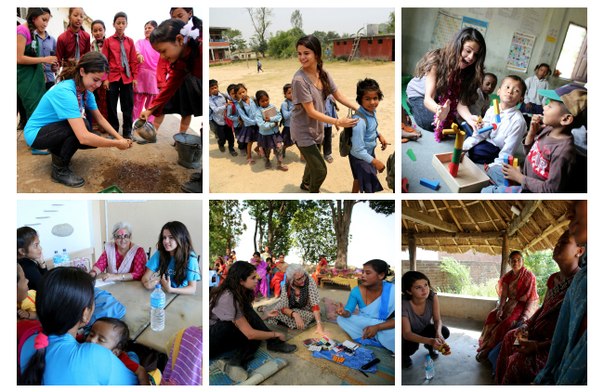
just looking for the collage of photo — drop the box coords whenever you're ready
[11,2,591,389]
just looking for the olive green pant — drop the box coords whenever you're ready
[297,144,327,193]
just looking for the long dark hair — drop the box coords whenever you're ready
[364,259,392,280]
[157,221,195,287]
[19,267,95,385]
[67,8,85,31]
[402,270,434,300]
[17,226,38,258]
[296,35,331,100]
[415,27,486,106]
[150,18,200,71]
[25,7,52,50]
[58,51,109,92]
[209,261,256,319]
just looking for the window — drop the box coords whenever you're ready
[378,39,383,44]
[556,23,587,82]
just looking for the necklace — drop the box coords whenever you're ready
[362,284,382,305]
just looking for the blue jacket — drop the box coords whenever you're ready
[350,106,379,163]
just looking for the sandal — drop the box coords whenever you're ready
[277,164,288,172]
[247,159,256,165]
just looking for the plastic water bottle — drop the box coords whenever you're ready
[424,354,434,381]
[53,250,61,267]
[150,284,166,331]
[61,249,70,266]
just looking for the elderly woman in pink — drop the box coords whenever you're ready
[132,20,159,125]
[90,222,148,281]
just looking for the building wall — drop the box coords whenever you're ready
[332,37,394,60]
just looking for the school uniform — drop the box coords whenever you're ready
[56,28,91,66]
[102,33,139,137]
[209,93,235,151]
[523,75,549,114]
[349,106,383,193]
[280,99,294,147]
[236,99,259,144]
[33,31,57,90]
[227,96,244,150]
[255,103,283,151]
[323,96,337,157]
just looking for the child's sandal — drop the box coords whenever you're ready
[248,158,256,165]
[277,164,288,172]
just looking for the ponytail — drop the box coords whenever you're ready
[317,60,332,100]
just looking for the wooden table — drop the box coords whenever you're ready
[135,284,202,354]
[99,280,177,340]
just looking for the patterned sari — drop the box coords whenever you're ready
[478,267,539,353]
[495,270,579,384]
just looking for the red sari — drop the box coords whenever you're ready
[478,267,539,353]
[495,270,578,384]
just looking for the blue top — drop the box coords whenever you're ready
[20,333,137,385]
[255,103,282,136]
[209,93,227,125]
[344,281,394,318]
[34,31,57,83]
[236,99,258,127]
[324,96,337,129]
[226,96,240,128]
[24,79,98,146]
[146,251,201,288]
[350,106,379,164]
[281,99,293,127]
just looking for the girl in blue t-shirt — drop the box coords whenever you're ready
[142,221,200,295]
[23,51,132,188]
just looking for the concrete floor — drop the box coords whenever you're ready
[403,317,494,385]
[17,114,201,193]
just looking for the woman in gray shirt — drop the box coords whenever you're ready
[402,271,450,368]
[290,35,358,193]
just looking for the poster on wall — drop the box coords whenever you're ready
[431,11,461,50]
[461,16,488,38]
[506,31,535,72]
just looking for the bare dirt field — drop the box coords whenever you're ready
[209,58,394,194]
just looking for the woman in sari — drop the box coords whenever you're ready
[267,264,324,335]
[250,252,268,298]
[336,259,395,352]
[495,230,584,384]
[476,251,539,362]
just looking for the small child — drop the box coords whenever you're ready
[523,63,551,115]
[257,59,263,73]
[235,84,259,165]
[349,78,389,193]
[17,264,37,320]
[102,12,138,139]
[86,317,149,385]
[401,106,421,142]
[470,72,498,117]
[463,75,527,164]
[255,90,288,171]
[17,226,48,291]
[209,79,236,155]
[56,8,90,67]
[280,83,294,157]
[322,94,339,163]
[90,20,109,125]
[226,84,244,150]
[482,83,586,193]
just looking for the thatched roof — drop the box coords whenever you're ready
[402,200,572,255]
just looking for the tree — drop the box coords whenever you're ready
[247,7,272,58]
[326,200,395,269]
[209,201,245,261]
[267,27,304,58]
[290,9,303,31]
[311,30,340,58]
[243,200,296,256]
[290,201,336,264]
[223,28,247,52]
[385,11,395,34]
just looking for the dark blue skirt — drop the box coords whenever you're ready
[281,126,294,147]
[237,125,258,143]
[257,133,284,150]
[348,153,383,193]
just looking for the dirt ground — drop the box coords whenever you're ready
[17,114,201,193]
[209,58,395,193]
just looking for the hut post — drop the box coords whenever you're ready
[500,232,509,278]
[408,231,417,271]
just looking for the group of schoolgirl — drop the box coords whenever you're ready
[406,27,587,193]
[210,78,390,193]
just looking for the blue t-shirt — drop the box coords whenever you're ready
[146,251,201,288]
[23,79,98,146]
[20,333,137,385]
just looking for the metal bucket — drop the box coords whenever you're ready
[173,133,202,169]
[132,119,157,142]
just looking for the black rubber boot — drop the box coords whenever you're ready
[51,155,85,187]
[180,171,201,193]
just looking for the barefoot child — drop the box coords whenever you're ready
[255,90,288,171]
[349,78,389,193]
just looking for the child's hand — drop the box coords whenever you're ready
[18,309,31,320]
[264,114,270,121]
[266,309,279,318]
[530,115,542,134]
[378,134,389,150]
[103,80,109,90]
[502,163,523,184]
[372,159,386,173]
[137,53,144,64]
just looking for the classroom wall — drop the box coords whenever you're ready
[103,200,202,259]
[402,8,586,88]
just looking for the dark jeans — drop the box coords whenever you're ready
[322,126,333,156]
[107,80,134,136]
[403,324,450,357]
[468,140,501,164]
[210,307,276,368]
[408,96,435,132]
[297,143,327,193]
[216,123,235,150]
[31,119,95,163]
